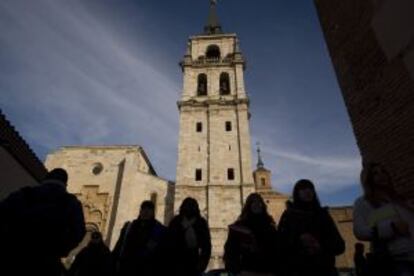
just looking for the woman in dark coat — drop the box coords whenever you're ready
[224,193,279,276]
[167,197,211,276]
[278,179,345,276]
[112,200,167,276]
[68,231,114,276]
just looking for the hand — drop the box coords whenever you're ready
[392,220,410,236]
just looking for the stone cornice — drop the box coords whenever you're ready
[177,98,249,109]
[180,57,246,71]
[175,183,255,189]
[189,33,237,40]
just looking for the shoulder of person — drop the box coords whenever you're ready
[197,216,209,227]
[154,220,167,230]
[167,215,182,229]
[319,207,335,221]
[353,196,373,210]
[320,206,330,214]
[229,222,252,235]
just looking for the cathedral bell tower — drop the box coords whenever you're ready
[175,0,255,268]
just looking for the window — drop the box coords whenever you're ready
[196,122,203,132]
[195,169,202,181]
[227,168,235,180]
[220,72,230,95]
[150,192,158,214]
[92,163,103,175]
[261,177,266,186]
[197,74,207,96]
[225,121,232,132]
[206,45,221,59]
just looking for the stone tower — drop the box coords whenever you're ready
[253,145,289,224]
[174,0,255,268]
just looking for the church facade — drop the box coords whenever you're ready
[45,145,174,263]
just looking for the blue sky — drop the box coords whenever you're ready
[0,0,362,205]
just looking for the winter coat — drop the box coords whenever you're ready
[224,216,279,274]
[112,218,167,276]
[278,202,345,276]
[167,215,212,276]
[68,242,114,276]
[0,181,86,276]
[353,196,414,261]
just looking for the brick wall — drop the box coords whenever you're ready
[314,0,414,204]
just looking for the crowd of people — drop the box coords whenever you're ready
[0,163,413,276]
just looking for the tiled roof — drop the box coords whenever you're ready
[0,109,47,181]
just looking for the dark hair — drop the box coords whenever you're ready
[361,162,395,207]
[239,193,274,224]
[292,179,321,209]
[141,200,155,210]
[179,197,201,218]
[45,168,68,183]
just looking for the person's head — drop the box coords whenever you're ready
[293,179,321,209]
[179,197,200,219]
[139,200,155,221]
[90,231,103,245]
[240,193,272,222]
[355,242,365,254]
[43,168,68,188]
[361,162,395,205]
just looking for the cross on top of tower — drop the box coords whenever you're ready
[256,142,265,169]
[204,0,222,35]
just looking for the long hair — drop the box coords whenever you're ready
[361,162,395,207]
[239,193,274,224]
[292,179,321,210]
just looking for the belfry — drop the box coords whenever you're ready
[174,0,255,267]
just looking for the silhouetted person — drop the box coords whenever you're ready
[68,231,114,276]
[167,197,211,276]
[278,179,345,276]
[353,163,414,276]
[0,168,86,276]
[112,200,167,276]
[224,193,279,276]
[354,243,368,276]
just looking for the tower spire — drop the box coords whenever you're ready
[204,0,222,35]
[256,142,265,169]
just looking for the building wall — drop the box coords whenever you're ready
[0,147,39,200]
[314,0,414,205]
[329,207,361,271]
[45,146,173,250]
[0,110,47,200]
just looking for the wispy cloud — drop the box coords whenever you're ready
[0,0,362,204]
[0,0,181,178]
[262,145,361,193]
